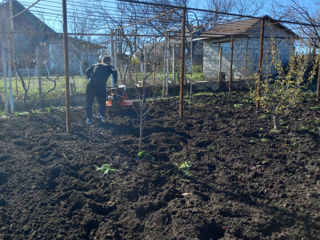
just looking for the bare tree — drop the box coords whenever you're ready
[269,0,320,48]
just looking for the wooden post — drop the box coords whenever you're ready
[36,46,42,101]
[256,19,265,109]
[179,7,186,118]
[229,35,234,92]
[62,0,71,133]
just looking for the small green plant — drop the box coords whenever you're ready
[137,150,154,160]
[259,114,268,119]
[94,163,116,175]
[233,103,243,108]
[310,106,320,111]
[290,138,297,147]
[178,161,192,176]
[46,106,52,113]
[207,145,215,152]
[261,138,270,143]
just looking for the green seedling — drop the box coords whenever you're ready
[178,161,192,176]
[279,119,286,125]
[310,106,319,111]
[269,128,281,134]
[94,163,116,175]
[137,150,154,160]
[46,106,52,113]
[300,125,309,131]
[261,138,270,143]
[290,138,297,147]
[233,103,243,108]
[137,150,148,158]
[208,146,215,152]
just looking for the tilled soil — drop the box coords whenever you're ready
[0,91,320,240]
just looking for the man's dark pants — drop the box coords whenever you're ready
[85,83,106,120]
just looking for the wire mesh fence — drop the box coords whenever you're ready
[0,0,319,115]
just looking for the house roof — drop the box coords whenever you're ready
[0,0,57,42]
[0,0,101,49]
[197,15,299,40]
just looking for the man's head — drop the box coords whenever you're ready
[102,56,111,65]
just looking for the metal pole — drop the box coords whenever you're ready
[229,35,234,92]
[317,53,320,102]
[172,43,175,85]
[36,46,42,101]
[153,38,156,86]
[9,0,18,97]
[7,41,14,114]
[218,44,222,83]
[62,0,71,133]
[162,40,165,96]
[256,19,265,109]
[243,37,249,79]
[189,32,193,109]
[166,32,169,96]
[179,7,186,118]
[111,30,114,66]
[2,40,8,115]
[115,29,118,71]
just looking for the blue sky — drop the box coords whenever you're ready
[16,0,320,32]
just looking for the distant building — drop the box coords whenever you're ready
[196,16,298,87]
[0,0,101,76]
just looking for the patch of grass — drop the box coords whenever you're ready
[194,91,213,97]
[261,138,270,143]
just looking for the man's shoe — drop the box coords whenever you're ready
[97,114,105,123]
[86,118,93,125]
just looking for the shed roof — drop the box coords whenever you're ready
[197,15,299,40]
